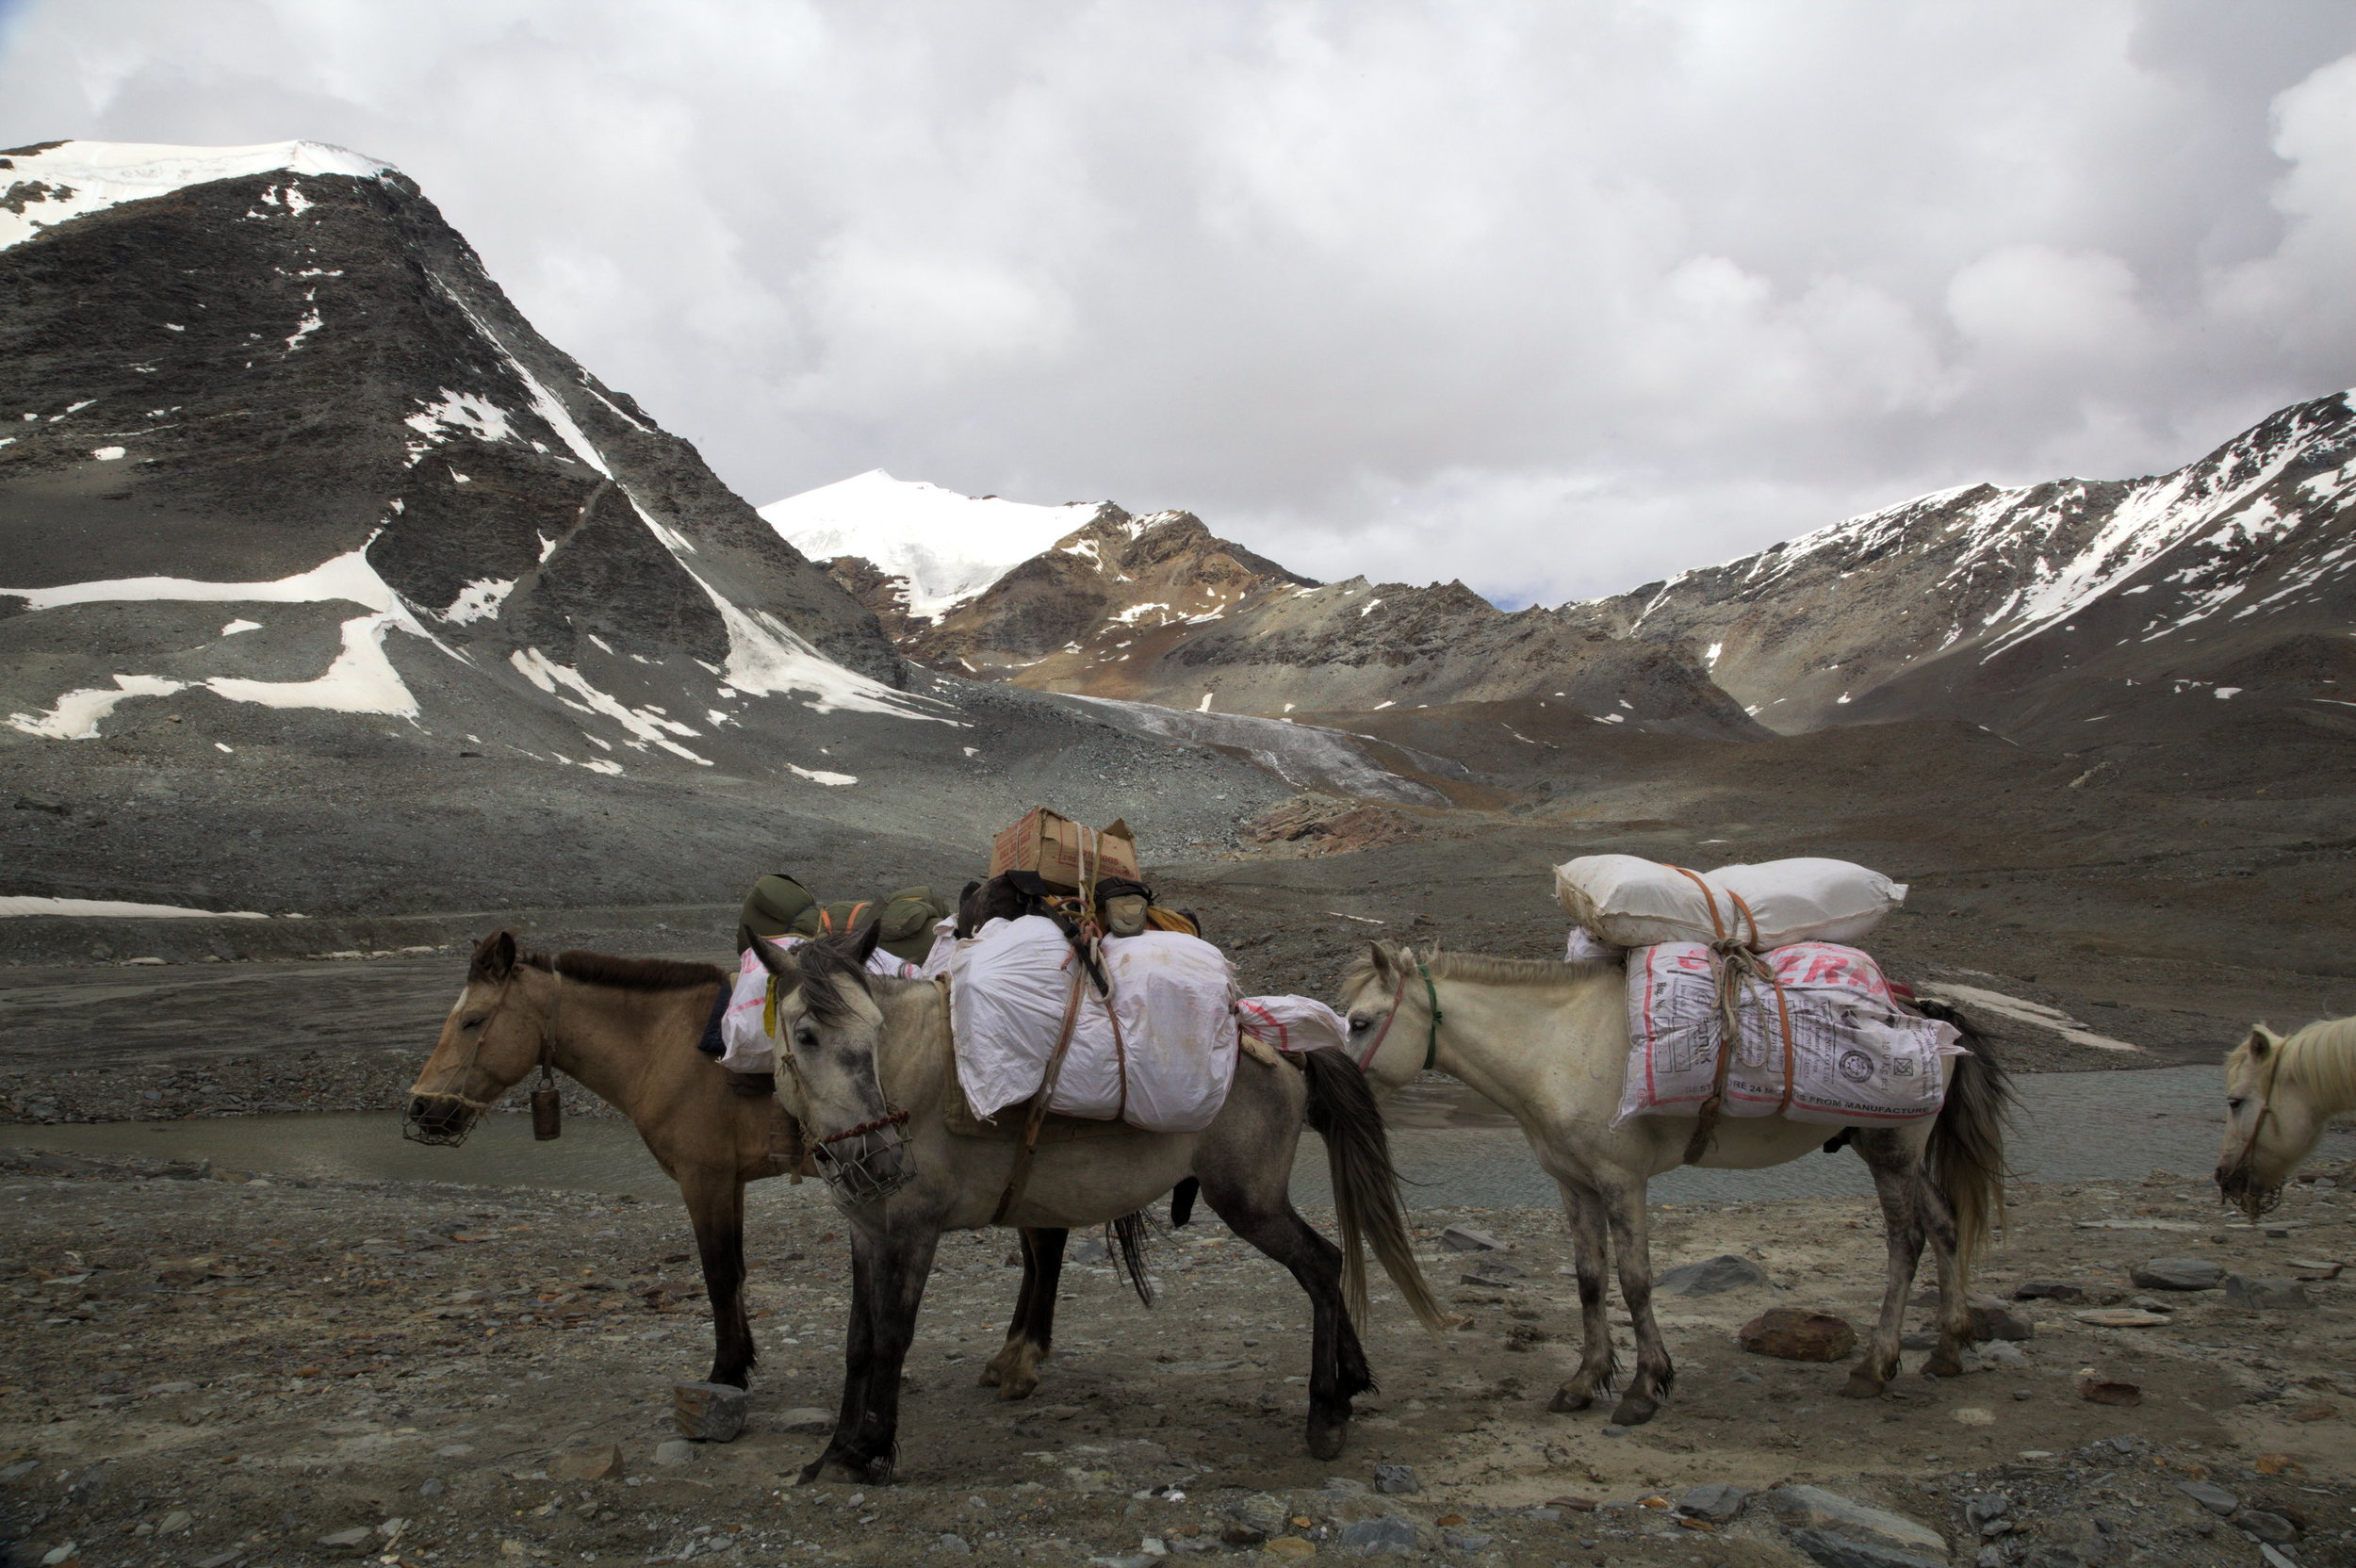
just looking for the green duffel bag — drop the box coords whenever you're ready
[877,885,952,964]
[738,874,817,951]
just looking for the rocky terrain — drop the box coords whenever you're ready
[1562,392,2356,747]
[4,1145,2350,1568]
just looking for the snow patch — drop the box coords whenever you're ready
[8,674,186,740]
[405,391,516,447]
[220,619,261,637]
[0,895,269,921]
[758,471,1106,623]
[0,140,392,253]
[510,648,711,764]
[440,578,515,625]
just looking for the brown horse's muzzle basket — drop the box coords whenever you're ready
[403,1094,483,1148]
[811,1110,914,1203]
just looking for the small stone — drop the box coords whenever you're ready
[1967,1301,2033,1341]
[2126,1295,2174,1313]
[1764,1486,1948,1559]
[1601,1424,1629,1437]
[1964,1494,2010,1529]
[1334,1517,1415,1557]
[777,1407,833,1435]
[1739,1308,1858,1362]
[417,1478,447,1498]
[937,1534,973,1556]
[1439,1529,1491,1551]
[1228,1494,1291,1537]
[2233,1509,2297,1545]
[1951,1407,1995,1427]
[1727,1367,1763,1383]
[2071,1308,2168,1328]
[2010,1280,2085,1302]
[2075,1374,2141,1408]
[1438,1225,1508,1252]
[2176,1479,2237,1516]
[1321,1478,1370,1495]
[154,1512,193,1536]
[2130,1258,2222,1291]
[2222,1275,2312,1312]
[548,1443,624,1481]
[1659,1254,1773,1296]
[1675,1484,1746,1523]
[672,1381,747,1442]
[1370,1463,1418,1494]
[1977,1340,2027,1367]
[653,1439,695,1466]
[1261,1539,1317,1561]
[316,1527,373,1548]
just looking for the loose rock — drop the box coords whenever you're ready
[1370,1463,1418,1494]
[1739,1308,1857,1362]
[2222,1274,2313,1311]
[1438,1225,1508,1252]
[1676,1484,1746,1523]
[548,1444,624,1481]
[2234,1509,2298,1545]
[1334,1517,1415,1557]
[2075,1373,2142,1407]
[2129,1258,2222,1291]
[2176,1480,2237,1516]
[1785,1527,1947,1568]
[1763,1487,1948,1559]
[1659,1254,1772,1296]
[777,1407,834,1435]
[672,1380,747,1442]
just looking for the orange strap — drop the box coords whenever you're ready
[1667,868,1796,1162]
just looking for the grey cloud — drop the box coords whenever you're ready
[4,0,2350,606]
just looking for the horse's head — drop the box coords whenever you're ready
[751,923,914,1204]
[2216,1023,2314,1218]
[405,930,548,1146]
[1334,941,1422,1082]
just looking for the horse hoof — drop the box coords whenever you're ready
[1548,1385,1595,1414]
[1304,1418,1349,1462]
[1607,1395,1657,1427]
[1920,1354,1965,1380]
[1839,1372,1885,1399]
[799,1455,882,1485]
[976,1364,1002,1388]
[996,1373,1039,1402]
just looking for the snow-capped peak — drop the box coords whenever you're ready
[0,139,395,253]
[758,470,1108,624]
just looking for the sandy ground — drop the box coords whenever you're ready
[4,1140,2351,1568]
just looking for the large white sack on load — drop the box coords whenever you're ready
[951,916,1113,1121]
[950,919,1239,1132]
[1616,940,1963,1127]
[1554,854,1906,950]
[1099,931,1241,1132]
[1236,994,1350,1055]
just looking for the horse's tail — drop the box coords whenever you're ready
[1298,1047,1450,1335]
[1921,999,2010,1294]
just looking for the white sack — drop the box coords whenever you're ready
[1617,940,1962,1127]
[950,916,1239,1133]
[916,918,957,980]
[1555,854,1906,950]
[718,939,804,1073]
[1236,994,1350,1055]
[1563,926,1624,963]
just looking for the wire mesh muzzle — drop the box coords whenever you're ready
[402,1091,487,1148]
[810,1114,915,1202]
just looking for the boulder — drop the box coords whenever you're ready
[2130,1258,2222,1291]
[1739,1309,1857,1362]
[1764,1487,1948,1560]
[1660,1255,1772,1296]
[548,1444,624,1481]
[671,1381,747,1442]
[1675,1484,1746,1523]
[2222,1275,2312,1312]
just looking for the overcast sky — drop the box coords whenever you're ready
[5,2,2352,605]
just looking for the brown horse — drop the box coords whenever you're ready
[404,931,795,1387]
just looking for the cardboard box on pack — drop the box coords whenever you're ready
[989,808,1140,892]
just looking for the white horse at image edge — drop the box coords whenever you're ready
[2217,1015,2356,1217]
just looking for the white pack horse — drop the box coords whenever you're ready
[1338,942,2009,1426]
[2217,1016,2356,1217]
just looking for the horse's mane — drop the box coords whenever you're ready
[2247,1016,2356,1114]
[788,932,879,1029]
[1340,945,1618,1000]
[523,949,727,991]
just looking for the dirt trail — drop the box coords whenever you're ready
[4,1146,2350,1568]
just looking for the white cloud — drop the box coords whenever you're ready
[1,0,2351,604]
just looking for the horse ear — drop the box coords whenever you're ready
[852,916,883,966]
[1366,941,1395,984]
[470,929,517,982]
[2246,1024,2281,1059]
[744,927,796,978]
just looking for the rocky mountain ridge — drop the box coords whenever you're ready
[1562,390,2356,745]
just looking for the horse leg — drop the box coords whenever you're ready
[1911,1152,1974,1379]
[1546,1179,1618,1413]
[1199,1173,1369,1461]
[1598,1175,1672,1426]
[1841,1130,1927,1397]
[801,1219,941,1485]
[680,1167,755,1388]
[980,1227,1066,1400]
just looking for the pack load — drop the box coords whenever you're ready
[876,886,953,963]
[950,914,1239,1134]
[1235,994,1350,1055]
[1555,854,1906,952]
[990,807,1141,892]
[1617,939,1963,1126]
[738,874,817,950]
[719,942,787,1073]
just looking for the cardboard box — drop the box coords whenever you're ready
[990,808,1140,892]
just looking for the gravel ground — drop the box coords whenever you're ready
[4,1146,2351,1568]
